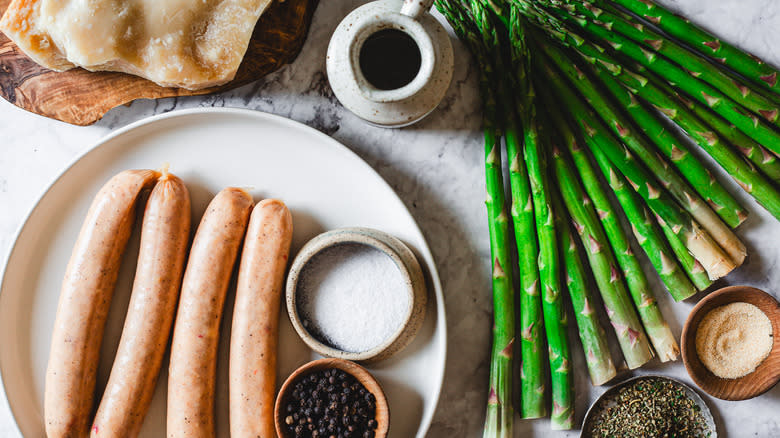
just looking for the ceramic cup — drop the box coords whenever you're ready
[327,0,454,127]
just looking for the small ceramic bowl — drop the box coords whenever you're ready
[580,375,716,437]
[274,358,390,438]
[286,227,427,363]
[681,285,780,400]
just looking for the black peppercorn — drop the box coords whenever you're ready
[283,368,379,438]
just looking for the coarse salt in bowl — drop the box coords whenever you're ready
[285,227,427,363]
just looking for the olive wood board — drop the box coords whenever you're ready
[0,0,318,125]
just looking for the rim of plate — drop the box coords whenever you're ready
[0,107,447,437]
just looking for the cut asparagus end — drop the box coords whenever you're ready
[688,199,747,266]
[684,222,737,279]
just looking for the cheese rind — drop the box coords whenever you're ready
[0,0,273,89]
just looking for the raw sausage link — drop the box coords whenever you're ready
[229,199,293,438]
[45,169,160,438]
[167,187,253,438]
[91,171,192,437]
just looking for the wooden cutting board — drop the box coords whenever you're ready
[0,0,318,125]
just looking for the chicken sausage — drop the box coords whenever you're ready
[90,171,191,437]
[45,169,160,438]
[167,187,253,438]
[229,199,293,438]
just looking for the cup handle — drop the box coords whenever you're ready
[400,0,434,19]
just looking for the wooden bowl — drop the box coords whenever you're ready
[274,358,390,438]
[681,285,780,400]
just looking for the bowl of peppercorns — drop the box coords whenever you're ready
[274,358,390,438]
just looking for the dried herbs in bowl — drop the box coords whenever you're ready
[582,376,715,438]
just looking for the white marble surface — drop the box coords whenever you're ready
[0,0,779,436]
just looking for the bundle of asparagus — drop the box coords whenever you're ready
[437,0,780,435]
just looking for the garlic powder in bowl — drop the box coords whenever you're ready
[695,302,773,379]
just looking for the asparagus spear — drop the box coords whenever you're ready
[480,111,516,438]
[544,101,679,361]
[534,51,736,281]
[499,5,572,428]
[585,58,780,221]
[554,44,754,221]
[548,0,780,124]
[590,145,704,299]
[521,1,780,155]
[575,101,714,293]
[536,38,746,269]
[500,6,546,420]
[435,2,515,435]
[684,100,780,183]
[586,1,780,182]
[505,116,546,420]
[524,123,573,430]
[554,191,617,385]
[521,16,780,222]
[544,116,654,369]
[574,25,780,185]
[607,0,780,97]
[550,1,780,181]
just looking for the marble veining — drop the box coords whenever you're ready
[1,0,779,436]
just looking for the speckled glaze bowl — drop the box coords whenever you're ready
[326,0,454,127]
[285,227,427,363]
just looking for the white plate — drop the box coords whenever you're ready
[0,108,446,437]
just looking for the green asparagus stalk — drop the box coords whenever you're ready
[534,50,736,281]
[500,5,572,428]
[504,116,546,420]
[520,17,780,222]
[536,38,746,270]
[524,125,573,429]
[545,118,654,369]
[520,1,780,155]
[435,2,514,435]
[558,46,755,221]
[544,102,679,361]
[549,0,780,124]
[583,58,780,221]
[499,7,546,420]
[593,134,714,292]
[568,1,780,180]
[589,143,702,300]
[685,101,780,183]
[480,112,516,438]
[568,31,780,185]
[606,0,780,97]
[554,191,617,385]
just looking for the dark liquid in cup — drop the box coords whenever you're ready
[359,29,422,90]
